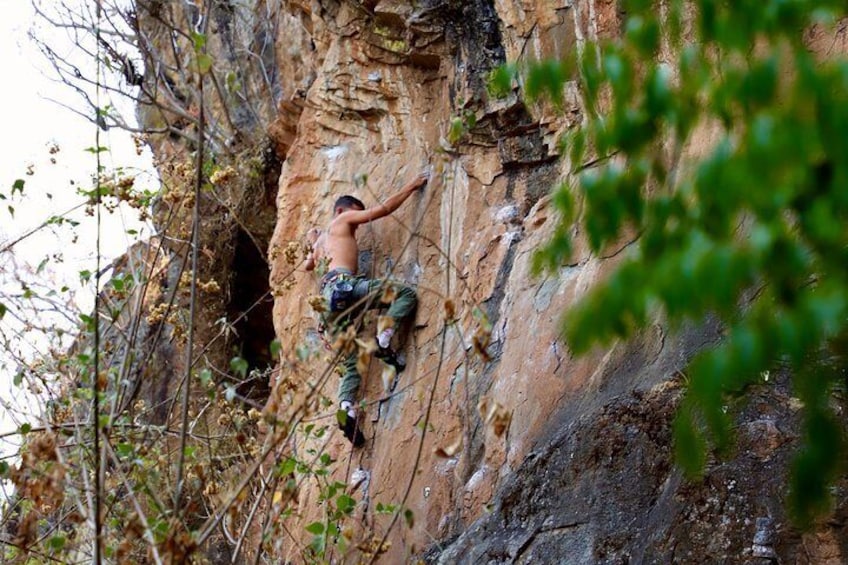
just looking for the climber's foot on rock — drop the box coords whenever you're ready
[339,414,365,447]
[336,400,365,447]
[375,346,406,374]
[377,328,394,349]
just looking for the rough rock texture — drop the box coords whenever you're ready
[256,1,848,563]
[127,1,848,563]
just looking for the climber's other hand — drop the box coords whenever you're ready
[306,227,321,244]
[414,169,429,189]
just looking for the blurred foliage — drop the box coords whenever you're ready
[492,0,848,526]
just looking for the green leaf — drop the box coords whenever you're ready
[337,494,355,514]
[270,339,281,359]
[525,59,567,107]
[116,442,133,458]
[19,423,31,435]
[191,32,207,50]
[230,356,248,377]
[336,409,348,428]
[488,63,517,98]
[673,406,706,478]
[305,521,325,535]
[48,534,66,550]
[788,403,844,526]
[225,71,241,93]
[447,117,465,145]
[375,501,395,514]
[196,53,213,75]
[324,482,338,500]
[625,14,660,56]
[277,457,297,477]
[0,461,9,477]
[644,64,672,119]
[35,257,49,274]
[602,50,634,101]
[310,531,326,554]
[80,313,95,332]
[198,368,212,387]
[11,179,24,195]
[0,303,6,319]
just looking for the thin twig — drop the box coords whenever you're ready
[173,0,211,512]
[93,2,104,559]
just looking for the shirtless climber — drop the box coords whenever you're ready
[305,171,429,446]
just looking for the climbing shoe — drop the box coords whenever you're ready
[338,411,365,447]
[375,346,406,374]
[377,328,394,349]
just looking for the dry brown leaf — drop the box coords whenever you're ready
[356,337,378,354]
[434,435,463,458]
[332,325,357,356]
[381,363,397,392]
[377,315,395,334]
[477,397,511,438]
[284,240,299,265]
[477,397,491,421]
[307,294,327,313]
[491,406,511,437]
[381,284,397,304]
[356,350,371,377]
[444,298,456,322]
[472,327,492,362]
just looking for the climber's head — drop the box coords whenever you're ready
[333,195,365,216]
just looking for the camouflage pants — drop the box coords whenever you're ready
[321,270,417,403]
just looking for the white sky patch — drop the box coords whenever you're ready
[0,0,156,470]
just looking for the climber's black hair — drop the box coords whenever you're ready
[334,195,365,212]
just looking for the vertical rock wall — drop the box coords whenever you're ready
[252,1,846,562]
[266,1,578,560]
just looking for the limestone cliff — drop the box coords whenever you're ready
[131,1,847,563]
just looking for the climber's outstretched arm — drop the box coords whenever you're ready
[338,171,428,226]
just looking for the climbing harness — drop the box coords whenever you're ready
[321,268,358,313]
[317,268,358,351]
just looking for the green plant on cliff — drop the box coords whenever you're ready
[492,0,848,525]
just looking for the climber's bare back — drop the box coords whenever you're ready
[312,219,360,274]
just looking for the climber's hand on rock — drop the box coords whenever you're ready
[306,227,321,245]
[413,169,429,189]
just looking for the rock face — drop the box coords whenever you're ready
[130,1,847,563]
[256,1,848,563]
